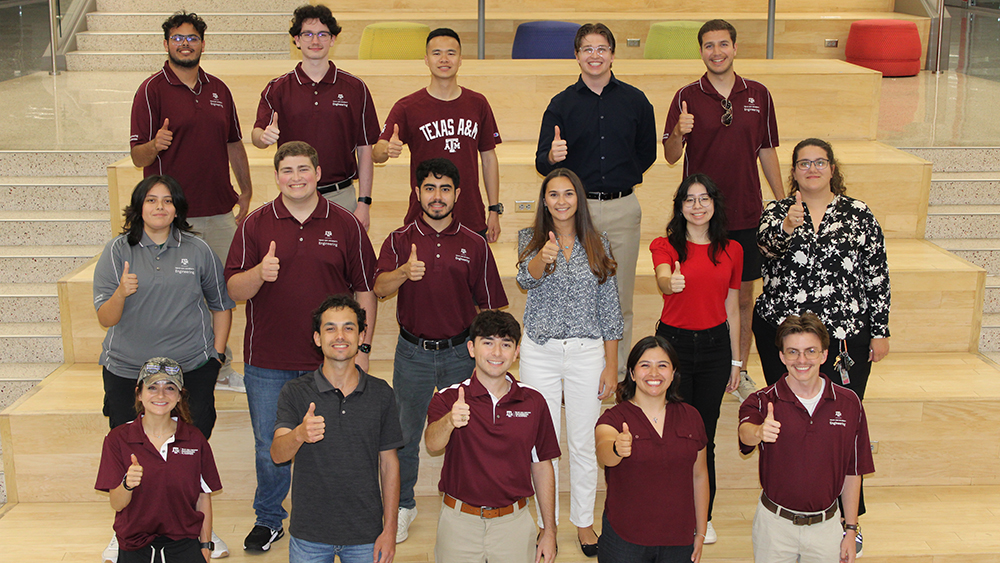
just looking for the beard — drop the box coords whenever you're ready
[169,51,201,69]
[423,202,454,221]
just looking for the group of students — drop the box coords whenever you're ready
[91,6,890,563]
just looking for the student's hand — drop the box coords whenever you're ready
[548,125,567,164]
[674,101,694,136]
[840,529,858,563]
[386,124,403,159]
[760,402,780,443]
[450,387,470,429]
[669,261,685,293]
[486,212,501,243]
[535,527,557,563]
[597,363,617,400]
[154,118,173,152]
[783,192,805,234]
[298,402,325,443]
[117,261,138,298]
[373,527,395,563]
[124,454,143,489]
[540,231,560,266]
[402,244,425,281]
[614,422,632,458]
[869,337,890,362]
[260,113,280,146]
[259,241,279,282]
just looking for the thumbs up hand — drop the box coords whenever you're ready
[450,386,471,429]
[154,118,173,152]
[540,231,561,266]
[259,241,279,282]
[783,192,805,234]
[118,261,139,298]
[761,402,781,443]
[299,402,325,443]
[124,453,143,489]
[260,113,280,146]
[548,125,568,164]
[403,243,425,281]
[675,101,694,136]
[615,422,633,458]
[386,124,403,159]
[669,261,685,294]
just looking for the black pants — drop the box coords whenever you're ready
[655,321,731,521]
[751,309,870,516]
[118,536,203,563]
[598,512,694,563]
[103,360,220,439]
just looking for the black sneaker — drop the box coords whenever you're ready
[244,525,284,552]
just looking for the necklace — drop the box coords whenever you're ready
[556,234,574,250]
[631,400,666,423]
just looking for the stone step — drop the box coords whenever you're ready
[0,284,59,323]
[981,313,1000,352]
[987,275,1000,314]
[925,204,1000,239]
[0,177,109,211]
[0,211,110,246]
[0,246,101,284]
[86,12,293,32]
[0,323,62,364]
[903,147,1000,173]
[65,51,289,72]
[930,171,1000,205]
[76,30,289,53]
[0,151,126,178]
[929,239,1000,276]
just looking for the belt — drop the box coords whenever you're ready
[317,178,354,195]
[443,494,527,519]
[586,187,633,201]
[761,493,839,526]
[400,327,470,351]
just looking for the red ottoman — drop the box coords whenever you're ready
[845,19,922,77]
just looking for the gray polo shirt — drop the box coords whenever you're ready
[93,227,235,377]
[275,367,403,546]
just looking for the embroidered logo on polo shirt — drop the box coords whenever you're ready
[507,410,531,418]
[829,411,847,427]
[209,92,224,109]
[332,93,349,108]
[171,447,199,455]
[743,97,761,114]
[325,231,332,237]
[318,233,339,247]
[181,258,189,265]
[454,248,470,263]
[175,264,196,276]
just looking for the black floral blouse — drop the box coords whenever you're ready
[755,194,891,340]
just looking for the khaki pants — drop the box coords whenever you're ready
[752,498,843,563]
[321,183,357,212]
[434,497,536,563]
[188,212,237,262]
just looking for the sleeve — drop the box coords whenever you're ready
[852,402,876,475]
[477,96,501,151]
[596,403,623,430]
[757,198,792,260]
[274,380,301,432]
[427,387,453,425]
[516,228,544,290]
[200,242,236,311]
[662,89,683,142]
[379,387,405,451]
[224,84,242,143]
[225,214,260,280]
[860,206,891,338]
[198,436,223,492]
[93,238,127,311]
[728,241,744,291]
[95,430,127,491]
[634,92,657,174]
[473,240,509,309]
[345,217,378,292]
[649,237,678,269]
[377,100,406,143]
[535,100,562,176]
[374,232,403,278]
[253,81,278,131]
[130,79,156,147]
[532,396,562,462]
[738,391,768,455]
[760,87,779,150]
[598,237,624,342]
[359,79,381,146]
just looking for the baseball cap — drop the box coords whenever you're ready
[137,357,184,388]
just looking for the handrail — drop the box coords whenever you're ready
[48,0,60,75]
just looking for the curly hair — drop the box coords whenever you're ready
[788,138,847,196]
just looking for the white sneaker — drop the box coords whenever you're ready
[216,370,245,393]
[729,370,757,402]
[704,521,718,544]
[211,531,230,558]
[102,534,118,563]
[396,506,418,543]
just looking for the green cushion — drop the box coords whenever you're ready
[644,21,703,59]
[359,22,431,60]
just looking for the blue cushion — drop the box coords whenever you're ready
[512,21,581,59]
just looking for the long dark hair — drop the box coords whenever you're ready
[120,175,194,246]
[517,168,616,283]
[616,336,684,404]
[133,385,194,424]
[666,173,729,265]
[788,138,847,196]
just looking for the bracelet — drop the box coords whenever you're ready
[612,443,621,457]
[731,360,743,367]
[122,474,137,491]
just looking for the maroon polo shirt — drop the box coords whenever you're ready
[379,88,501,233]
[375,216,507,339]
[95,417,222,551]
[663,73,779,231]
[739,375,875,512]
[598,401,706,546]
[427,373,560,508]
[225,196,377,371]
[254,62,380,187]
[130,62,242,218]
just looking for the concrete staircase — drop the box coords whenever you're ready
[915,147,1000,362]
[0,150,123,503]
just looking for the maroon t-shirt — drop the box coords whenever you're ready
[225,197,376,371]
[650,238,742,330]
[598,401,707,546]
[375,217,508,339]
[739,375,875,512]
[254,62,380,187]
[379,88,501,232]
[663,74,779,231]
[130,62,242,218]
[427,373,560,508]
[95,417,222,551]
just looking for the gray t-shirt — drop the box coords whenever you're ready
[275,367,403,545]
[93,228,235,377]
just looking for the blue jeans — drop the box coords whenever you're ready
[289,535,376,563]
[244,363,312,530]
[393,333,474,509]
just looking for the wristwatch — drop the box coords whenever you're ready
[358,343,372,354]
[200,541,215,551]
[217,351,227,364]
[357,196,373,205]
[488,203,504,215]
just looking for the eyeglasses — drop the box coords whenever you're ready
[169,34,201,44]
[782,347,823,360]
[299,31,332,40]
[579,46,612,56]
[683,195,712,207]
[795,158,830,171]
[721,99,733,127]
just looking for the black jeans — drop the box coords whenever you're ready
[655,321,731,521]
[103,359,220,439]
[751,308,870,516]
[598,512,694,563]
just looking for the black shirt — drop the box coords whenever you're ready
[536,73,657,193]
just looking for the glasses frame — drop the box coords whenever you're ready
[682,195,713,208]
[794,158,831,171]
[298,31,333,41]
[781,347,824,360]
[169,34,202,44]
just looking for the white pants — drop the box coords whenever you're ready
[518,336,604,528]
[752,498,843,563]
